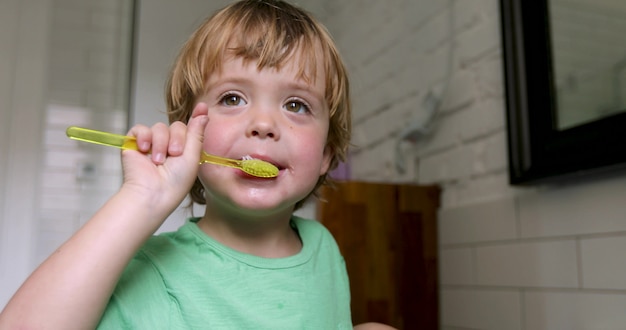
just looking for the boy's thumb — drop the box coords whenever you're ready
[185,102,209,158]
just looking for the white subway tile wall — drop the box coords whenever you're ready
[319,0,626,329]
[36,0,133,265]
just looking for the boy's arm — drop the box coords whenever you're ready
[0,109,208,329]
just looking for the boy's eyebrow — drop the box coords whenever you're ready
[285,80,324,100]
[206,76,250,89]
[207,76,324,100]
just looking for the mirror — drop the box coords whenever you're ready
[500,0,626,184]
[550,0,626,130]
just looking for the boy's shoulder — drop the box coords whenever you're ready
[291,215,335,240]
[291,215,325,231]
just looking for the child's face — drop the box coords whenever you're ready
[196,51,331,215]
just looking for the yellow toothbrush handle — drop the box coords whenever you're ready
[66,126,278,177]
[66,126,138,150]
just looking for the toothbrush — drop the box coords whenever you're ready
[65,126,279,178]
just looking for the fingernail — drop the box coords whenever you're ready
[170,144,183,154]
[153,153,165,163]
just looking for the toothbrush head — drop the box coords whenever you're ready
[239,158,279,178]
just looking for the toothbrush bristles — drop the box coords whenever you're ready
[239,155,279,178]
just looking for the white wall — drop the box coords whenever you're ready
[0,0,133,307]
[35,0,134,266]
[319,0,626,329]
[0,0,51,308]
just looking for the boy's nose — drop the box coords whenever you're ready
[247,108,280,140]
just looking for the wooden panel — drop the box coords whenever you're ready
[319,182,440,329]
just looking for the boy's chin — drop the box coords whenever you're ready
[234,201,296,216]
[214,196,297,217]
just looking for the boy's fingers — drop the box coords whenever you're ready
[149,123,170,164]
[184,102,210,157]
[185,115,209,156]
[167,121,187,156]
[128,124,152,152]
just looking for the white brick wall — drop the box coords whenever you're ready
[34,0,133,265]
[0,0,51,306]
[318,0,626,328]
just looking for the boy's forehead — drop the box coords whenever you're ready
[211,54,325,94]
[218,40,327,86]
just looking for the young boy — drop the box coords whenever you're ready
[0,0,393,328]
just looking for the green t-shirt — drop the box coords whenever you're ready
[97,216,352,329]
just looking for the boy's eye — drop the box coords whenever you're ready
[220,94,246,106]
[285,100,310,114]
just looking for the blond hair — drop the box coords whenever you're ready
[165,0,351,209]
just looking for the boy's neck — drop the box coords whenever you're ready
[195,209,302,258]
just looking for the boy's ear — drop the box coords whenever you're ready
[319,145,333,175]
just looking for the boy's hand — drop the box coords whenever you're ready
[120,103,209,214]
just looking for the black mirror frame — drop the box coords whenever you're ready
[500,0,626,185]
